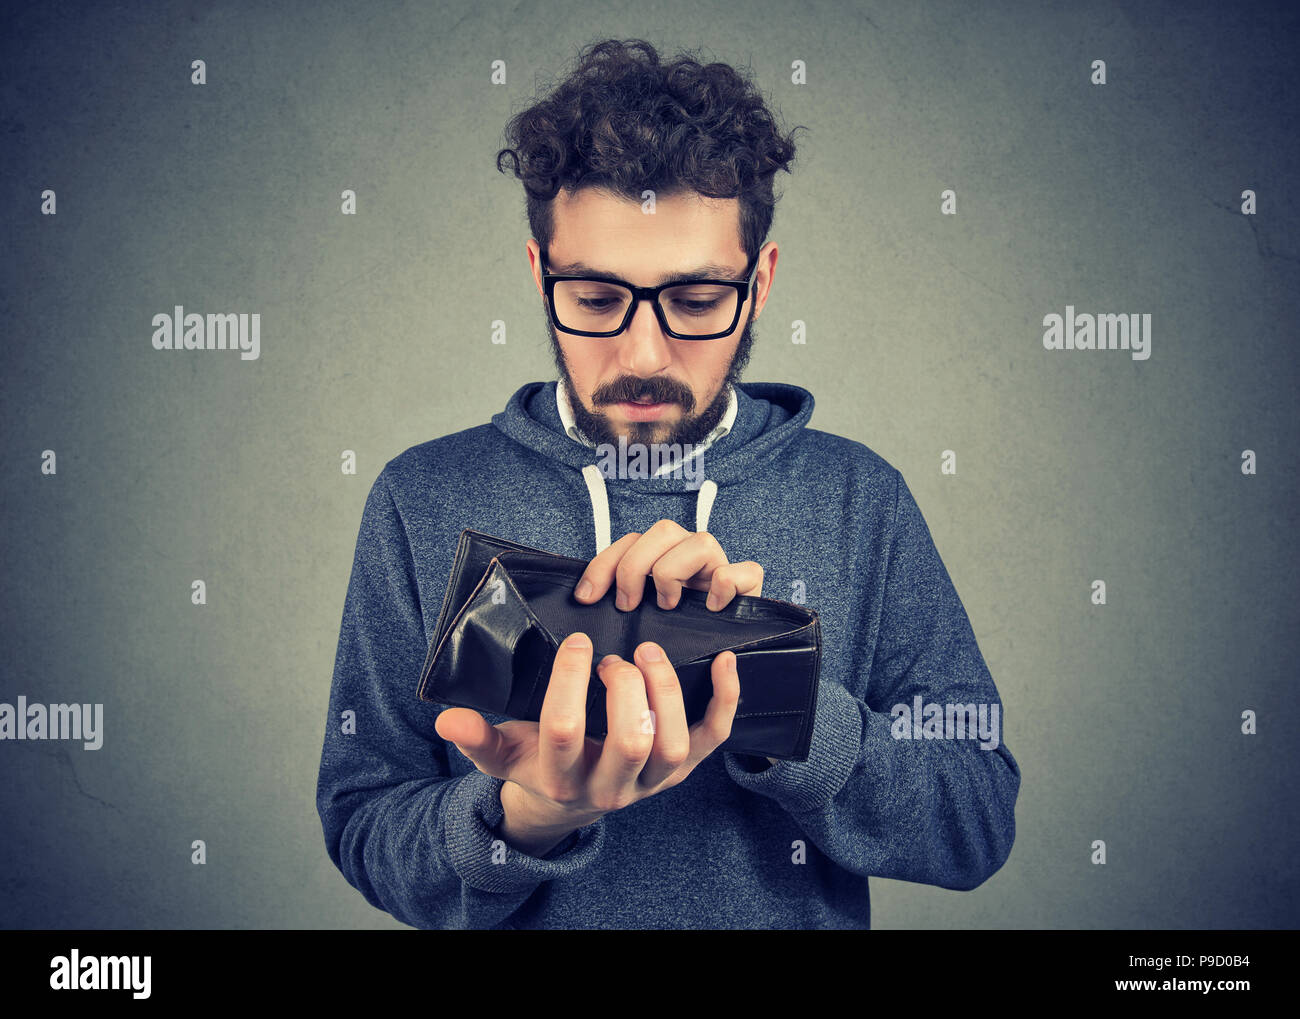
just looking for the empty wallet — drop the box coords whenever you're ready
[416,529,822,761]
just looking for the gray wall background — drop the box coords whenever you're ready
[2,0,1297,928]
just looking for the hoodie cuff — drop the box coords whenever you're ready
[443,770,606,893]
[723,678,863,814]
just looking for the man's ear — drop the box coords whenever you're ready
[527,240,545,298]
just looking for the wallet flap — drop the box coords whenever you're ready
[419,556,559,710]
[422,530,557,697]
[429,530,553,654]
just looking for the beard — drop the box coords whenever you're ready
[545,303,756,450]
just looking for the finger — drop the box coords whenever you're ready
[433,707,516,780]
[649,532,730,609]
[589,655,653,811]
[538,631,596,798]
[613,519,691,610]
[704,560,765,610]
[632,641,691,788]
[573,532,640,603]
[680,651,741,774]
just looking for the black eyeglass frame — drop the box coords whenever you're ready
[539,248,760,340]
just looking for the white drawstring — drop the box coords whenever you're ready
[580,467,719,554]
[581,465,612,554]
[694,478,718,534]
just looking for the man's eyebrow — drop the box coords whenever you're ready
[546,260,745,284]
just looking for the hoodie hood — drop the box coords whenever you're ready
[492,380,814,552]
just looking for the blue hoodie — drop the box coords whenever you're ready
[316,379,1020,929]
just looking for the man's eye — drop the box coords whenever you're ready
[670,298,721,315]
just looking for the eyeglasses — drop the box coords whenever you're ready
[540,248,759,340]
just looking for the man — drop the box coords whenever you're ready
[316,38,1020,929]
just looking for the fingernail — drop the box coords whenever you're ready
[615,590,629,610]
[565,632,590,648]
[576,579,593,600]
[706,591,720,611]
[641,643,662,662]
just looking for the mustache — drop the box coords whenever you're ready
[595,379,693,409]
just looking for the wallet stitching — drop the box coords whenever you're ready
[778,618,816,759]
[791,617,821,757]
[733,709,804,718]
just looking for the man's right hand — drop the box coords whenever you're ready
[433,631,740,856]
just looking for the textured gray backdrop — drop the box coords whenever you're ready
[2,0,1297,928]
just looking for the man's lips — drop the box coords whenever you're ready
[615,399,673,421]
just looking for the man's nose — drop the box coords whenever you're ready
[617,298,673,376]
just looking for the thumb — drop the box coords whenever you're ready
[434,707,512,779]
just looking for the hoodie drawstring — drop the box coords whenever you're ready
[580,465,612,554]
[694,477,719,536]
[580,465,718,554]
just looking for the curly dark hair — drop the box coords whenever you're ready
[496,38,806,265]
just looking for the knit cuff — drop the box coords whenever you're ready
[723,678,864,814]
[443,770,606,893]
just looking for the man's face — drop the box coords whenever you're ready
[528,188,775,449]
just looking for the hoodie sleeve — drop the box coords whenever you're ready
[316,469,607,929]
[723,468,1020,891]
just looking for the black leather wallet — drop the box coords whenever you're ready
[417,529,822,761]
